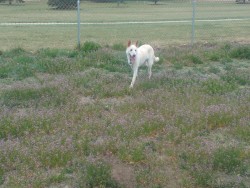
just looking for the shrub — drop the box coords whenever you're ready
[81,41,101,53]
[78,162,120,188]
[230,46,250,59]
[48,0,77,9]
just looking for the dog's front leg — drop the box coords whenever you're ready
[130,68,138,88]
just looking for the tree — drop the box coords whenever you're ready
[0,0,24,5]
[153,0,159,5]
[236,0,248,3]
[48,0,77,9]
[91,0,119,2]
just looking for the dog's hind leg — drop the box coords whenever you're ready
[148,66,152,79]
[148,59,154,79]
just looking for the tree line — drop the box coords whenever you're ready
[0,0,24,5]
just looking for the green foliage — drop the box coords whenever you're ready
[0,87,69,108]
[3,47,26,57]
[38,150,73,168]
[0,117,53,140]
[221,70,250,86]
[188,54,203,65]
[81,162,120,188]
[192,170,213,187]
[118,145,146,163]
[0,49,36,80]
[81,41,101,53]
[232,125,250,142]
[0,48,86,80]
[213,148,246,174]
[230,46,250,59]
[202,79,237,95]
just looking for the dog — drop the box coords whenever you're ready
[126,40,159,88]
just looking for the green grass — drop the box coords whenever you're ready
[0,87,70,108]
[213,147,246,174]
[77,161,121,188]
[0,42,249,187]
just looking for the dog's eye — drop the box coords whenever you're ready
[130,49,133,51]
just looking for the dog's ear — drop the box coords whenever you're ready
[135,41,139,47]
[127,40,131,47]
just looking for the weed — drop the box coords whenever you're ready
[0,66,10,79]
[81,41,101,53]
[208,51,221,61]
[189,55,203,65]
[48,172,66,184]
[230,46,250,59]
[232,125,250,142]
[38,150,73,168]
[172,62,183,70]
[73,136,92,156]
[202,79,237,95]
[205,112,235,130]
[118,145,146,163]
[213,147,246,174]
[78,162,120,188]
[221,71,250,86]
[3,47,26,57]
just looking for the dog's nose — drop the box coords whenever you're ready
[133,55,136,57]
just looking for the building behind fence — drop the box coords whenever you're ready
[0,0,250,50]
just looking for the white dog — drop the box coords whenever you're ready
[126,40,159,88]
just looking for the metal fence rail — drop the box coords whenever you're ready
[0,0,249,50]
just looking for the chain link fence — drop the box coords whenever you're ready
[0,0,249,50]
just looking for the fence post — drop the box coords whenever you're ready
[191,0,196,45]
[77,0,81,49]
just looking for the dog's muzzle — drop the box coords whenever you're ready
[129,55,136,63]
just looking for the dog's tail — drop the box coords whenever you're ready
[155,56,160,62]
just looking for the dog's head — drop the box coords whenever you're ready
[126,40,138,64]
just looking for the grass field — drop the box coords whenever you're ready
[0,41,250,187]
[0,1,250,187]
[0,0,250,50]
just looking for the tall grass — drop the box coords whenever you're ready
[0,43,249,187]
